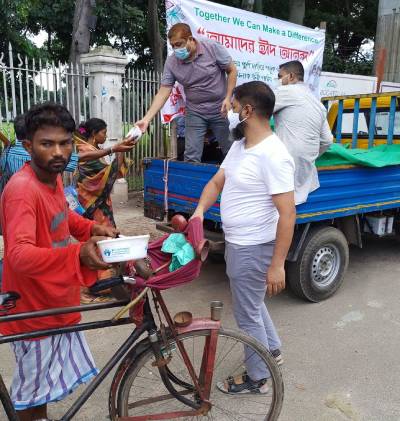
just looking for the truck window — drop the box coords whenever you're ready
[375,111,400,136]
[340,111,369,135]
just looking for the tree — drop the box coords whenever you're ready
[1,0,378,76]
[240,0,262,13]
[69,0,96,64]
[0,0,45,60]
[216,0,377,76]
[305,0,378,75]
[289,0,305,25]
[147,0,164,74]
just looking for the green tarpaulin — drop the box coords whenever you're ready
[316,143,400,168]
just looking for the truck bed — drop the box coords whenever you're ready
[143,159,400,224]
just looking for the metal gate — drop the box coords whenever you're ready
[122,68,164,191]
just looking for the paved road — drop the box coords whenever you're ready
[1,235,400,420]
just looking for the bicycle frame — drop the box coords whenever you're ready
[0,298,153,421]
[0,291,222,421]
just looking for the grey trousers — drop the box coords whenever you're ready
[184,110,231,162]
[225,241,282,381]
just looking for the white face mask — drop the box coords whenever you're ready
[227,108,249,140]
[227,109,241,131]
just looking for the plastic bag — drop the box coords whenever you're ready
[64,186,85,215]
[161,233,195,271]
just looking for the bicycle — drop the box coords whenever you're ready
[0,221,284,420]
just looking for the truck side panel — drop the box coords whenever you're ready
[144,159,400,224]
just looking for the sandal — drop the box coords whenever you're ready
[216,373,269,395]
[80,291,115,305]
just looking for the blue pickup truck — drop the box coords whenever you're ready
[143,92,400,302]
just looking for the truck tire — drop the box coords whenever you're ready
[287,226,349,302]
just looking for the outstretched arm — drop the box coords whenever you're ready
[135,86,173,133]
[192,169,225,221]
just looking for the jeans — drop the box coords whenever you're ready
[184,110,231,162]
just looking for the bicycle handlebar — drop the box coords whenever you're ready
[89,276,125,294]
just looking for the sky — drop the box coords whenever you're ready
[30,31,47,48]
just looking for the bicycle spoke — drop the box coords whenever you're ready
[213,338,242,372]
[214,336,231,368]
[117,329,283,421]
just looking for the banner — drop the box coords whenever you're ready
[162,0,326,122]
[161,84,186,123]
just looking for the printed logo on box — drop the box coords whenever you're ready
[104,247,130,257]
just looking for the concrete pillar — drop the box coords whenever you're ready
[81,46,129,202]
[80,46,128,143]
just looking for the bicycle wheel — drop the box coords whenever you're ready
[116,328,284,421]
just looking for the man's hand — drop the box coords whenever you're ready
[220,98,231,117]
[190,208,204,223]
[91,224,119,238]
[80,236,112,271]
[135,118,150,134]
[267,264,286,297]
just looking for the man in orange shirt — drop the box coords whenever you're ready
[0,103,117,420]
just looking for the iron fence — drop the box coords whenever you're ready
[0,44,166,192]
[122,68,164,191]
[0,43,91,141]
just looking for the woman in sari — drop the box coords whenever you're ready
[75,118,136,302]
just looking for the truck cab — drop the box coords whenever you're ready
[326,94,400,148]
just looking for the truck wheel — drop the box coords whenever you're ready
[287,226,349,302]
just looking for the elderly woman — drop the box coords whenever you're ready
[75,118,135,227]
[75,118,136,302]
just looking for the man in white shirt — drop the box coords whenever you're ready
[192,81,296,394]
[273,60,333,204]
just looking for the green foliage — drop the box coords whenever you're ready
[304,0,378,75]
[0,0,378,75]
[213,0,378,76]
[93,1,161,70]
[0,0,45,60]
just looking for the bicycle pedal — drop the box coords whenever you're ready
[151,356,172,367]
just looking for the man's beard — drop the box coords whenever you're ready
[47,158,69,173]
[32,154,70,174]
[231,122,245,140]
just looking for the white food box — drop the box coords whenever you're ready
[97,235,150,263]
[126,125,142,141]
